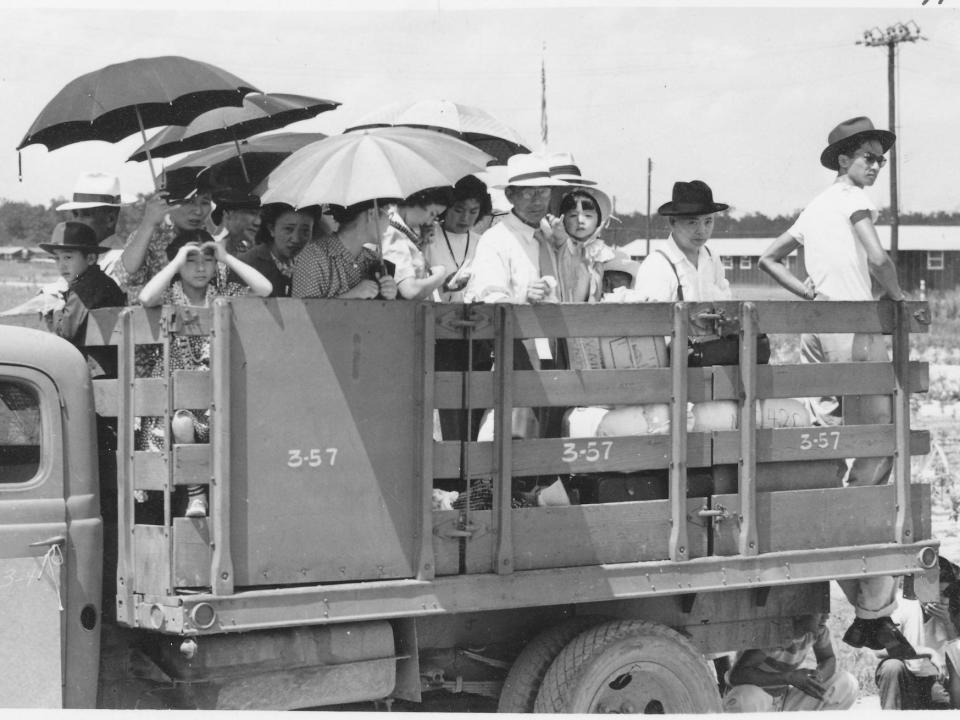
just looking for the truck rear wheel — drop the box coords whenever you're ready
[533,619,721,714]
[497,616,604,713]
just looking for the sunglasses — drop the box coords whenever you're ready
[859,151,887,168]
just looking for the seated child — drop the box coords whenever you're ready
[40,221,126,373]
[137,235,272,518]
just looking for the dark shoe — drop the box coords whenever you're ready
[842,617,871,648]
[843,617,917,658]
[874,616,918,659]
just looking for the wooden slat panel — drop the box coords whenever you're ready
[509,304,676,339]
[459,498,708,574]
[713,483,931,555]
[434,368,712,409]
[84,306,216,346]
[132,524,171,595]
[434,433,713,478]
[172,517,211,588]
[172,370,211,409]
[172,444,211,486]
[712,427,930,464]
[133,451,167,490]
[93,378,167,417]
[711,362,929,401]
[751,300,929,334]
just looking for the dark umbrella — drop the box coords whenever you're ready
[128,93,340,162]
[162,132,328,192]
[17,56,260,187]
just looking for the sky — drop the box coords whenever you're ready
[1,0,958,218]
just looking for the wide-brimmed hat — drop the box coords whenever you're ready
[56,172,124,211]
[820,116,896,171]
[496,153,560,188]
[547,151,597,186]
[657,180,729,216]
[39,221,112,254]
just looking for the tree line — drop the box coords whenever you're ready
[1,195,959,248]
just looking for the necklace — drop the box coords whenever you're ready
[440,227,470,270]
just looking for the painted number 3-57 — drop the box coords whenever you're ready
[287,448,339,468]
[561,440,614,463]
[799,431,841,451]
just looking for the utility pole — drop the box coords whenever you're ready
[645,158,652,255]
[857,21,924,263]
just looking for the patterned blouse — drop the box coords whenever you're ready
[291,234,382,299]
[110,220,230,305]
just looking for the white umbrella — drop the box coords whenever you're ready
[258,126,494,209]
[345,98,529,164]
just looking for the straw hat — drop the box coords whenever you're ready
[56,172,123,211]
[547,151,597,186]
[495,153,560,188]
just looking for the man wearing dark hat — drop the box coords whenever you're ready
[759,116,912,658]
[631,180,731,303]
[40,221,126,349]
[211,189,261,257]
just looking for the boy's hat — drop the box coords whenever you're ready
[603,254,640,282]
[820,116,896,171]
[56,172,124,211]
[657,180,728,216]
[40,221,112,254]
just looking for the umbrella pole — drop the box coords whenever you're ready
[134,105,159,190]
[230,131,251,184]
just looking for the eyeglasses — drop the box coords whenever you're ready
[516,187,553,201]
[859,151,887,168]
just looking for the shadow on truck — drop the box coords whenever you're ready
[0,297,940,711]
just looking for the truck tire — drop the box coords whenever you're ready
[533,619,721,714]
[497,616,604,713]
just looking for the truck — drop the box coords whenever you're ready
[0,296,939,711]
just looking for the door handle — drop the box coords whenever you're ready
[29,535,65,548]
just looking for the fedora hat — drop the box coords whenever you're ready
[657,180,728,216]
[57,172,123,211]
[547,151,597,186]
[820,116,896,171]
[39,221,112,255]
[495,153,560,188]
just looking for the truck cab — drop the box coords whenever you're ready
[0,296,939,711]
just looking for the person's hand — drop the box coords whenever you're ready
[786,668,826,700]
[802,277,818,301]
[538,214,568,248]
[923,601,951,623]
[376,273,397,300]
[444,270,471,292]
[526,277,550,304]
[172,241,203,267]
[202,240,227,263]
[342,279,379,299]
[142,191,170,227]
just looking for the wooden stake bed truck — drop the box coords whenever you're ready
[0,297,939,711]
